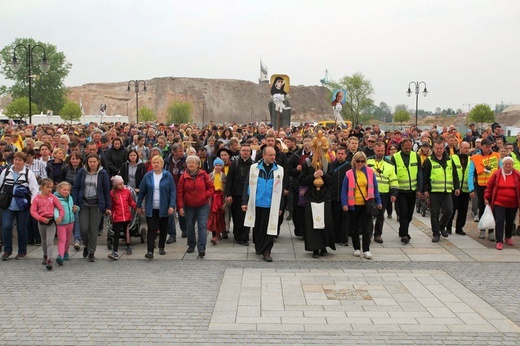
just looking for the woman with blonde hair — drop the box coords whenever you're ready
[137,155,176,260]
[46,147,66,186]
[341,151,382,259]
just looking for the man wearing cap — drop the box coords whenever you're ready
[391,138,423,244]
[468,138,501,240]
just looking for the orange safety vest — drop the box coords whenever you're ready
[470,152,501,187]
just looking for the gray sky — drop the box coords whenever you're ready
[1,0,518,113]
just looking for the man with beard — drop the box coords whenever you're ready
[288,136,312,236]
[447,141,470,235]
[367,142,398,243]
[225,143,253,245]
[391,138,423,244]
[329,146,350,246]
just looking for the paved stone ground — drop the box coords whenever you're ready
[2,212,520,345]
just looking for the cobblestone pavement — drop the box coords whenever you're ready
[2,213,520,345]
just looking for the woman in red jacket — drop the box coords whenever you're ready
[177,155,214,258]
[108,175,137,259]
[484,156,520,250]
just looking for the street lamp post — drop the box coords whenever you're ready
[407,81,428,127]
[127,80,146,123]
[10,44,50,124]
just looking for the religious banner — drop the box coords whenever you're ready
[268,74,291,129]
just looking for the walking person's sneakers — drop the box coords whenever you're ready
[126,246,132,255]
[166,236,176,244]
[145,252,154,260]
[108,252,119,260]
[14,253,27,260]
[440,228,449,238]
[87,252,95,262]
[353,250,361,257]
[479,230,486,239]
[41,255,47,265]
[488,231,495,241]
[73,240,81,250]
[2,252,13,261]
[505,238,514,246]
[56,256,64,266]
[496,242,503,250]
[364,251,373,259]
[473,215,479,222]
[46,260,53,271]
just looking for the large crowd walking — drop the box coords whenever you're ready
[1,120,519,269]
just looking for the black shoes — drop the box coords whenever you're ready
[432,235,440,242]
[159,248,166,255]
[181,231,187,238]
[263,251,273,262]
[145,252,154,260]
[455,230,467,236]
[312,250,320,258]
[87,252,95,262]
[83,247,88,258]
[401,235,410,244]
[166,236,176,244]
[320,249,328,256]
[187,246,195,253]
[199,251,205,258]
[441,228,449,238]
[236,240,249,246]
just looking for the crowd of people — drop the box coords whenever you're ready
[0,119,520,268]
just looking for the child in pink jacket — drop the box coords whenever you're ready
[30,178,64,270]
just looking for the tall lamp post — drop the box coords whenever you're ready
[127,80,146,123]
[407,81,428,127]
[10,44,50,124]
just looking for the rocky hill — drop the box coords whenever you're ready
[66,77,333,124]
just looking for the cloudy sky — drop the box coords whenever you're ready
[1,0,518,112]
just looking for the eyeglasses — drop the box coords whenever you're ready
[367,140,375,143]
[355,160,366,163]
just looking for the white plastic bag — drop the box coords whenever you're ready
[478,205,495,230]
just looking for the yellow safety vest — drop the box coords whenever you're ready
[393,151,419,191]
[367,158,398,194]
[512,151,520,171]
[428,156,454,193]
[451,154,469,193]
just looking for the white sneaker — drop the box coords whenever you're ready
[364,251,373,259]
[353,250,361,257]
[479,230,486,239]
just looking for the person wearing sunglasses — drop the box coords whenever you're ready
[341,151,382,260]
[362,135,377,158]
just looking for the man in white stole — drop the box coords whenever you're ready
[242,147,284,262]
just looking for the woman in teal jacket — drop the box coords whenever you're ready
[137,155,176,260]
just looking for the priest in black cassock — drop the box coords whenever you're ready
[299,132,336,258]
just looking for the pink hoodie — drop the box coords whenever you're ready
[30,193,64,223]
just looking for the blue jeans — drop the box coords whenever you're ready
[185,204,209,252]
[168,213,186,238]
[2,208,30,255]
[73,210,81,241]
